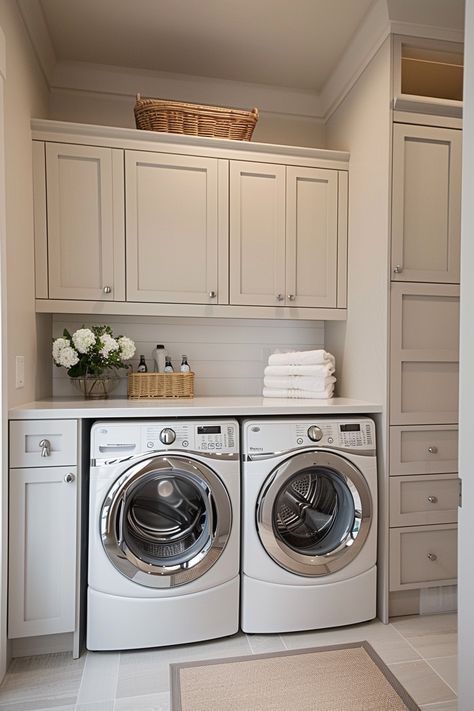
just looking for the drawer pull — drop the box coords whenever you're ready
[64,473,75,484]
[38,439,51,457]
[428,446,438,454]
[427,496,438,504]
[427,552,438,561]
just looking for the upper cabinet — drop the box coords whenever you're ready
[35,142,125,301]
[125,151,228,304]
[33,121,349,320]
[391,123,462,284]
[230,162,345,309]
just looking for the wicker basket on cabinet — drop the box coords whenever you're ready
[134,94,259,140]
[128,372,194,399]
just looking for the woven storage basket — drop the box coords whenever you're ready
[134,94,259,141]
[128,372,194,399]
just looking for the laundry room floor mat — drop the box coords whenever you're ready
[170,640,420,711]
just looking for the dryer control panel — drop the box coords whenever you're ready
[91,419,239,460]
[244,418,375,455]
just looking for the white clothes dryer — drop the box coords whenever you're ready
[87,419,239,651]
[241,417,377,634]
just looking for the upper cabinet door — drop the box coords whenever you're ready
[286,167,338,308]
[46,143,125,301]
[126,151,227,304]
[229,161,286,306]
[391,124,461,284]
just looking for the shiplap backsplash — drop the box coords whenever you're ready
[52,315,325,397]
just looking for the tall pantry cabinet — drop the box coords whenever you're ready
[388,120,461,608]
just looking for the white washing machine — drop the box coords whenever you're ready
[241,417,377,633]
[87,419,240,651]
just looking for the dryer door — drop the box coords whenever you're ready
[256,450,372,576]
[101,455,232,587]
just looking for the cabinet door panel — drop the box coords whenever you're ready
[126,151,223,304]
[9,467,77,637]
[229,161,286,306]
[390,474,458,526]
[390,425,458,476]
[286,167,338,307]
[391,124,461,283]
[390,282,459,424]
[46,143,125,301]
[389,524,457,591]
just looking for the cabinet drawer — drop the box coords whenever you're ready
[390,475,459,526]
[389,524,457,591]
[390,425,458,475]
[10,420,77,468]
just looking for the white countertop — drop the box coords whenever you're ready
[9,396,382,420]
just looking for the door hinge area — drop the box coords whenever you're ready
[458,477,462,508]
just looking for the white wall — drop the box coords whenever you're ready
[0,0,50,408]
[323,37,392,620]
[51,315,325,398]
[458,0,474,706]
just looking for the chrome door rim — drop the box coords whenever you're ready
[101,454,232,587]
[256,450,372,576]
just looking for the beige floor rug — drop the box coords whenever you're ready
[170,640,420,711]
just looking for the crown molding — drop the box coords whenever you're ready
[0,24,5,80]
[50,60,323,119]
[16,0,56,84]
[320,0,391,121]
[389,20,464,44]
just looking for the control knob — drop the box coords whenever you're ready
[307,425,323,442]
[159,427,176,445]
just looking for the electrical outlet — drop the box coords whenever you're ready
[15,356,24,389]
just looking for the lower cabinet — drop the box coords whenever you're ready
[389,524,457,591]
[8,419,79,642]
[9,466,77,638]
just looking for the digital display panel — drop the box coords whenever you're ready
[197,426,221,434]
[340,424,361,432]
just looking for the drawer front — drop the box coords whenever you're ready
[10,420,77,468]
[390,524,457,591]
[390,425,458,476]
[390,475,459,526]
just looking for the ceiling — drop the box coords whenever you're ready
[38,0,377,92]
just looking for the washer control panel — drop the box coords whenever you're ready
[91,419,239,459]
[244,418,375,455]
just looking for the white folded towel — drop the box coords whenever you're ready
[264,364,335,377]
[268,350,335,367]
[263,387,334,399]
[264,375,336,391]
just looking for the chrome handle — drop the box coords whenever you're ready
[64,473,75,484]
[208,291,217,298]
[276,294,284,301]
[427,552,438,561]
[427,496,438,504]
[393,265,403,274]
[103,286,112,294]
[287,294,296,301]
[39,439,51,457]
[428,446,438,454]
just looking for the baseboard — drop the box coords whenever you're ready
[11,633,73,657]
[389,586,458,618]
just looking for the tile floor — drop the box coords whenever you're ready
[0,613,458,711]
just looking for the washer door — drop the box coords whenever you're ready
[256,451,372,576]
[101,455,232,587]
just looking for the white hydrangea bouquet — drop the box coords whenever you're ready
[52,325,136,379]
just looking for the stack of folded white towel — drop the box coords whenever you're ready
[263,349,336,399]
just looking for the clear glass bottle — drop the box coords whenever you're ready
[152,344,166,372]
[164,356,174,372]
[137,355,147,373]
[180,355,191,372]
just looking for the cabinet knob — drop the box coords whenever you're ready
[39,439,51,457]
[287,294,296,301]
[64,473,75,484]
[427,552,438,561]
[208,291,217,298]
[427,495,438,504]
[103,286,112,294]
[428,446,438,454]
[393,265,403,274]
[276,294,284,301]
